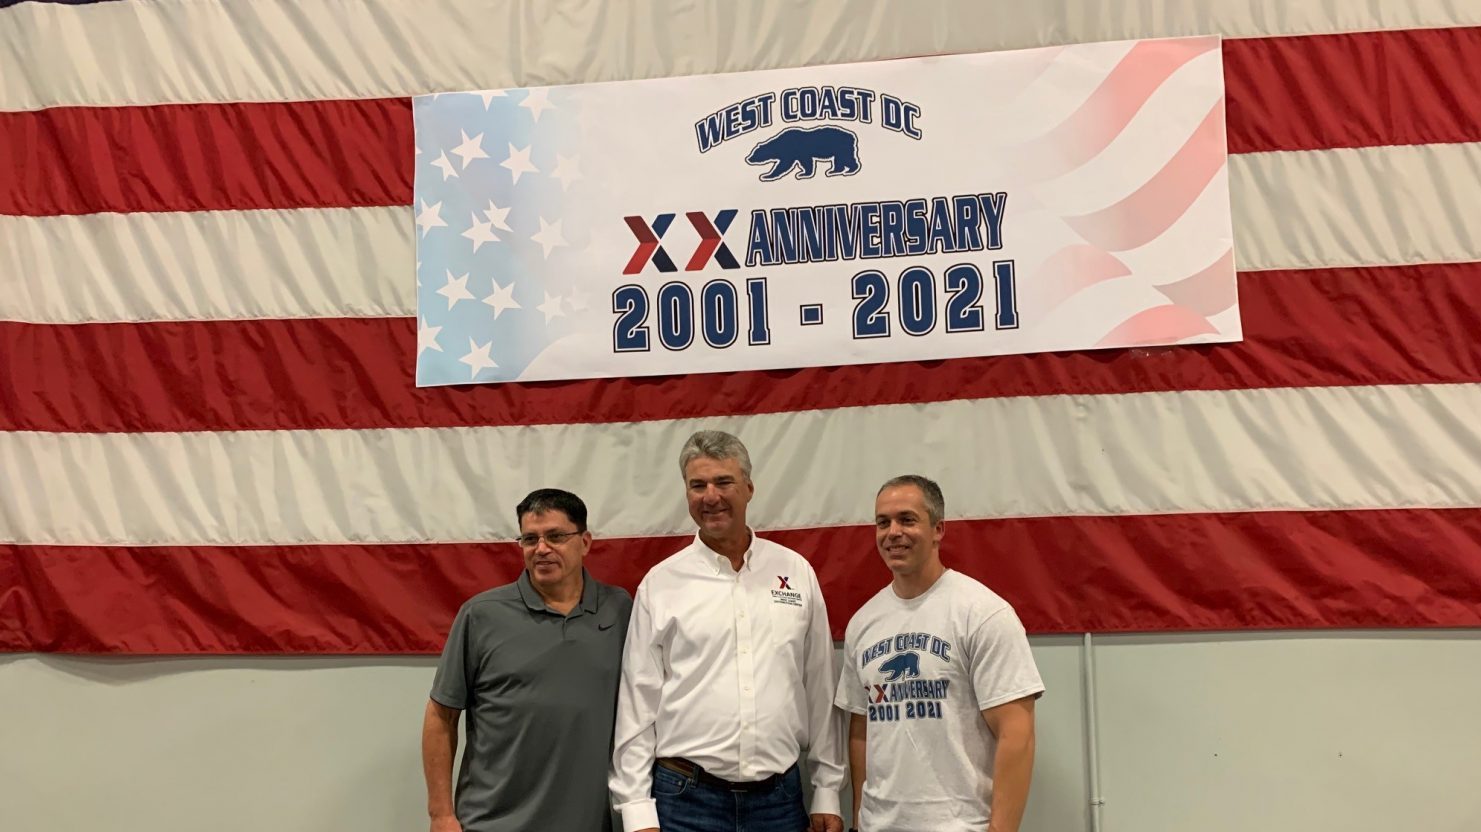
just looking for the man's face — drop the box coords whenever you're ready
[518,509,591,590]
[684,456,754,539]
[874,484,943,576]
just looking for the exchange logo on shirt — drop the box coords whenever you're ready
[771,575,803,607]
[858,631,954,722]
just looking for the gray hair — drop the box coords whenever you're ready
[678,430,753,481]
[878,474,946,525]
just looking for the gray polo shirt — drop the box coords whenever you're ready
[431,569,632,832]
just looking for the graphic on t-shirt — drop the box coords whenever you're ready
[879,651,920,680]
[858,631,954,722]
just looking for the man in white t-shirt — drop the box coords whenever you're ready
[835,475,1044,832]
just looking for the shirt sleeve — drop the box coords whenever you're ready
[609,582,664,830]
[834,627,867,716]
[801,562,846,816]
[429,603,472,710]
[967,605,1045,712]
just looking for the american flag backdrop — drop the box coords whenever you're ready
[3,1,1481,654]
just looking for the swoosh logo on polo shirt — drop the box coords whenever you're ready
[598,621,615,630]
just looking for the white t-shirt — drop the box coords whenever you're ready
[835,569,1045,832]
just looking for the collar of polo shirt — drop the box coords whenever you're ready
[516,566,600,615]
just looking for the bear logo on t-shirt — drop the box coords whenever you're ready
[878,651,921,681]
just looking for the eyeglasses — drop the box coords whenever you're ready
[515,530,583,549]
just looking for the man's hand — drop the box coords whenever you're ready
[810,813,844,832]
[429,814,462,832]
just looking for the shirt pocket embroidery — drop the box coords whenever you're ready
[764,586,809,649]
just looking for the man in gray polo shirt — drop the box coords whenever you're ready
[422,488,633,832]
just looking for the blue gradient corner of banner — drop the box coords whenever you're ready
[412,88,584,387]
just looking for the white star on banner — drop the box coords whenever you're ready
[462,213,500,252]
[459,338,499,380]
[431,150,459,181]
[417,320,443,355]
[436,270,474,310]
[550,154,583,191]
[519,88,556,122]
[501,143,538,184]
[538,291,566,324]
[478,89,507,109]
[530,218,566,259]
[567,287,590,312]
[452,130,489,169]
[482,200,512,231]
[415,200,447,238]
[482,279,520,320]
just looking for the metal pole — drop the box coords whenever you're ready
[1082,632,1105,832]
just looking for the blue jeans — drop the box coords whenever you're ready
[652,761,809,832]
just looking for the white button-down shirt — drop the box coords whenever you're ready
[610,531,845,829]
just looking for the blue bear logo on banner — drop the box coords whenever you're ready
[746,126,862,181]
[878,651,921,681]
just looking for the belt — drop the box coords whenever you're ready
[655,757,785,793]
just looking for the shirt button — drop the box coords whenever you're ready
[738,611,746,618]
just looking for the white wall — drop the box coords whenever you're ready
[1092,632,1481,832]
[2,633,1479,832]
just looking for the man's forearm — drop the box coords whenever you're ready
[421,700,460,819]
[986,729,1034,832]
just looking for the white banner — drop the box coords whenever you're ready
[413,36,1237,386]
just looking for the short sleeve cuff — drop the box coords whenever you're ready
[977,684,1045,711]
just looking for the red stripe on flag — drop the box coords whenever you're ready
[0,98,414,216]
[3,28,1480,216]
[6,263,1481,432]
[1224,25,1481,153]
[7,507,1480,653]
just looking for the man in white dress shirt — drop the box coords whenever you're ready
[610,430,846,832]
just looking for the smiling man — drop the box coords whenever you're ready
[610,430,845,832]
[422,488,633,832]
[836,475,1044,832]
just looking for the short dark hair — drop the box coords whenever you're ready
[877,474,945,525]
[516,488,588,532]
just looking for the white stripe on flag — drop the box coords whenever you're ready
[0,207,411,324]
[4,0,1481,110]
[4,382,1480,546]
[1233,142,1481,272]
